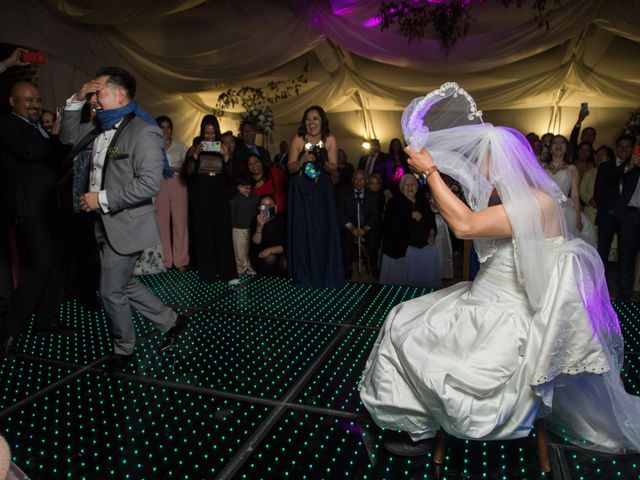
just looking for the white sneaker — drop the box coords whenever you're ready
[228,278,240,286]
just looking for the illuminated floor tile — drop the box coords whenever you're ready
[16,301,189,365]
[614,301,640,353]
[209,276,372,323]
[0,373,271,480]
[139,269,234,308]
[236,410,386,479]
[356,284,432,328]
[16,300,113,365]
[114,310,340,399]
[237,411,552,479]
[623,353,640,396]
[0,358,73,411]
[297,327,377,413]
[561,447,640,479]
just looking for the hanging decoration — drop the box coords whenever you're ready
[213,62,309,134]
[378,0,562,52]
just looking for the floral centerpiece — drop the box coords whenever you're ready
[241,104,275,135]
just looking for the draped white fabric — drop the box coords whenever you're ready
[1,0,639,151]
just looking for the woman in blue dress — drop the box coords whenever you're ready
[286,106,343,288]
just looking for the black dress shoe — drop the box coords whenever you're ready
[103,354,135,374]
[0,335,17,357]
[34,323,74,336]
[158,314,189,352]
[383,430,435,457]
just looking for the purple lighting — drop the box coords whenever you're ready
[362,16,381,28]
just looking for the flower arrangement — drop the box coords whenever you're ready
[241,104,275,134]
[622,107,640,139]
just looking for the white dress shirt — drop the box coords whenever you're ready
[65,96,115,213]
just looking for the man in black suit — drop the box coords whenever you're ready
[594,134,634,266]
[337,169,381,278]
[613,135,639,301]
[234,120,271,167]
[0,81,69,356]
[357,139,394,190]
[0,47,28,336]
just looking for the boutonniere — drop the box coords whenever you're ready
[107,146,129,161]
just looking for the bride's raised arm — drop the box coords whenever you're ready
[405,146,512,240]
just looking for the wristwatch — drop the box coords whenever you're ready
[418,165,439,183]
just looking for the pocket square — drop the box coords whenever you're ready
[107,146,128,161]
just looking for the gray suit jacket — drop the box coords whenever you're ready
[60,108,163,255]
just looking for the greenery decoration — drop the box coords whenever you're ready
[378,0,562,52]
[213,62,309,133]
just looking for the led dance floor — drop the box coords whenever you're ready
[1,271,639,479]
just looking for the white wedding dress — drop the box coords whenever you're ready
[547,168,596,247]
[359,236,640,452]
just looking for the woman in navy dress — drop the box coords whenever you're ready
[286,106,343,288]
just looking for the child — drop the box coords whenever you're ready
[230,175,259,275]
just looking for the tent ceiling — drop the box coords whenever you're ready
[1,0,639,144]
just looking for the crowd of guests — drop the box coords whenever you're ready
[155,107,448,291]
[525,109,640,301]
[1,50,639,361]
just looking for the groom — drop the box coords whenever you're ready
[59,66,187,371]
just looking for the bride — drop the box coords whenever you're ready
[543,134,596,247]
[359,83,640,455]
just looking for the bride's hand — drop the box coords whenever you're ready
[405,146,435,173]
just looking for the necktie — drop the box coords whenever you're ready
[365,156,375,176]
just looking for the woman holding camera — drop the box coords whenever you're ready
[183,115,238,285]
[286,106,343,288]
[250,194,287,276]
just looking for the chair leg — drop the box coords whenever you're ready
[535,419,552,473]
[433,429,448,465]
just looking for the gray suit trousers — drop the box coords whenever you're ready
[95,219,177,355]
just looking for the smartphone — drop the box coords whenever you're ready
[259,204,270,221]
[21,51,46,64]
[201,141,221,153]
[580,102,589,115]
